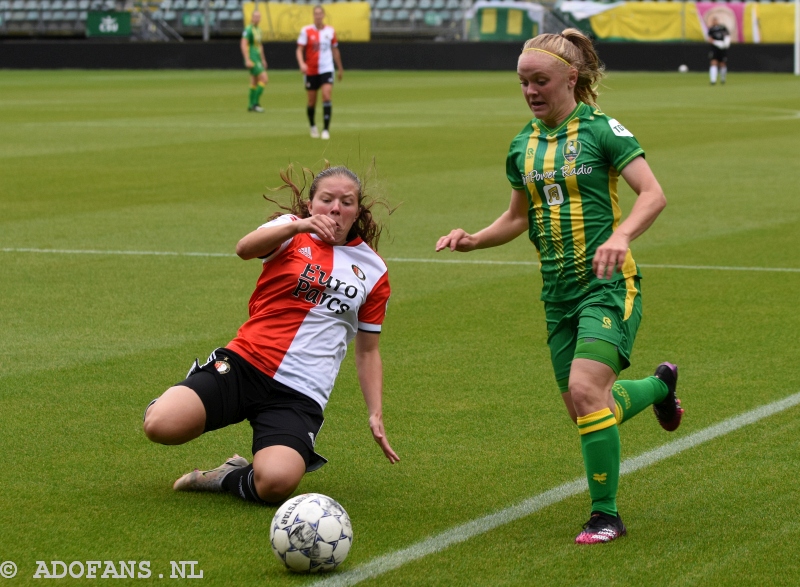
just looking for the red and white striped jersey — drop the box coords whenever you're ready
[297,24,338,75]
[227,215,390,410]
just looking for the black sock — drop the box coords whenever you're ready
[307,106,316,127]
[220,464,266,504]
[323,101,332,130]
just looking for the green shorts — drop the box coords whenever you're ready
[544,276,642,383]
[249,59,265,76]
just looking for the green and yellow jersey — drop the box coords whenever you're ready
[506,101,644,302]
[242,24,263,64]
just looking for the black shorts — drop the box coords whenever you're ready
[305,71,334,91]
[177,348,327,472]
[709,46,727,63]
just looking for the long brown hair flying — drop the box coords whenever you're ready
[264,163,393,251]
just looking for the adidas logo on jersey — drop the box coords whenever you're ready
[298,246,312,260]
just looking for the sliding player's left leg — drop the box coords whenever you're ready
[219,445,306,504]
[221,388,328,504]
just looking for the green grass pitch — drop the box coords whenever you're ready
[1,68,799,586]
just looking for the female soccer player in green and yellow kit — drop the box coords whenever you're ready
[240,10,268,113]
[436,29,683,544]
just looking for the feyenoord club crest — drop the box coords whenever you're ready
[214,360,231,375]
[563,139,581,164]
[352,265,366,280]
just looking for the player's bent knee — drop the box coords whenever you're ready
[252,446,306,502]
[142,412,182,445]
[142,386,206,444]
[568,380,592,405]
[568,380,608,414]
[253,471,300,503]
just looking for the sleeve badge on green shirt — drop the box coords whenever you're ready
[608,119,634,137]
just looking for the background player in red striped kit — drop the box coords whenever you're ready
[296,5,343,140]
[143,165,398,505]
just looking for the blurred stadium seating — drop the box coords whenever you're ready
[0,0,796,40]
[369,0,470,38]
[0,0,117,35]
[0,0,480,39]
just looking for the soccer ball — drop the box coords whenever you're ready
[269,493,353,573]
[678,64,689,73]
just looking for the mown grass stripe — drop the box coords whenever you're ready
[2,248,799,273]
[309,392,800,587]
[639,263,800,273]
[1,247,235,258]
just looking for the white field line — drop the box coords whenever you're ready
[311,391,800,587]
[2,248,800,273]
[0,247,235,258]
[638,263,800,273]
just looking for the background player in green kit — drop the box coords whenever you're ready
[240,10,268,113]
[436,28,684,544]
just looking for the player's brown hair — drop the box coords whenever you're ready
[521,28,605,108]
[265,163,391,251]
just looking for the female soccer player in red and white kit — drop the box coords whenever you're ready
[296,5,343,140]
[143,165,398,505]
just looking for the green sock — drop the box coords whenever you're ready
[612,376,668,425]
[254,83,265,106]
[577,408,620,516]
[248,86,256,108]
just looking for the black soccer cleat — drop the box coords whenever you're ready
[575,512,627,544]
[653,362,683,432]
[248,105,265,113]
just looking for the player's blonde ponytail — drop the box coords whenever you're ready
[521,28,605,108]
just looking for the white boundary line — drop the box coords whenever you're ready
[638,263,800,274]
[310,392,800,587]
[2,248,799,273]
[0,247,235,258]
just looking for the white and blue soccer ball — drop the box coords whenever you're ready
[270,493,353,573]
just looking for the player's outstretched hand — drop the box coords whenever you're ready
[435,229,477,253]
[593,231,630,280]
[369,414,399,464]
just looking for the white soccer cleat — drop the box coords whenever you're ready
[173,454,248,492]
[321,129,330,140]
[310,126,320,139]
